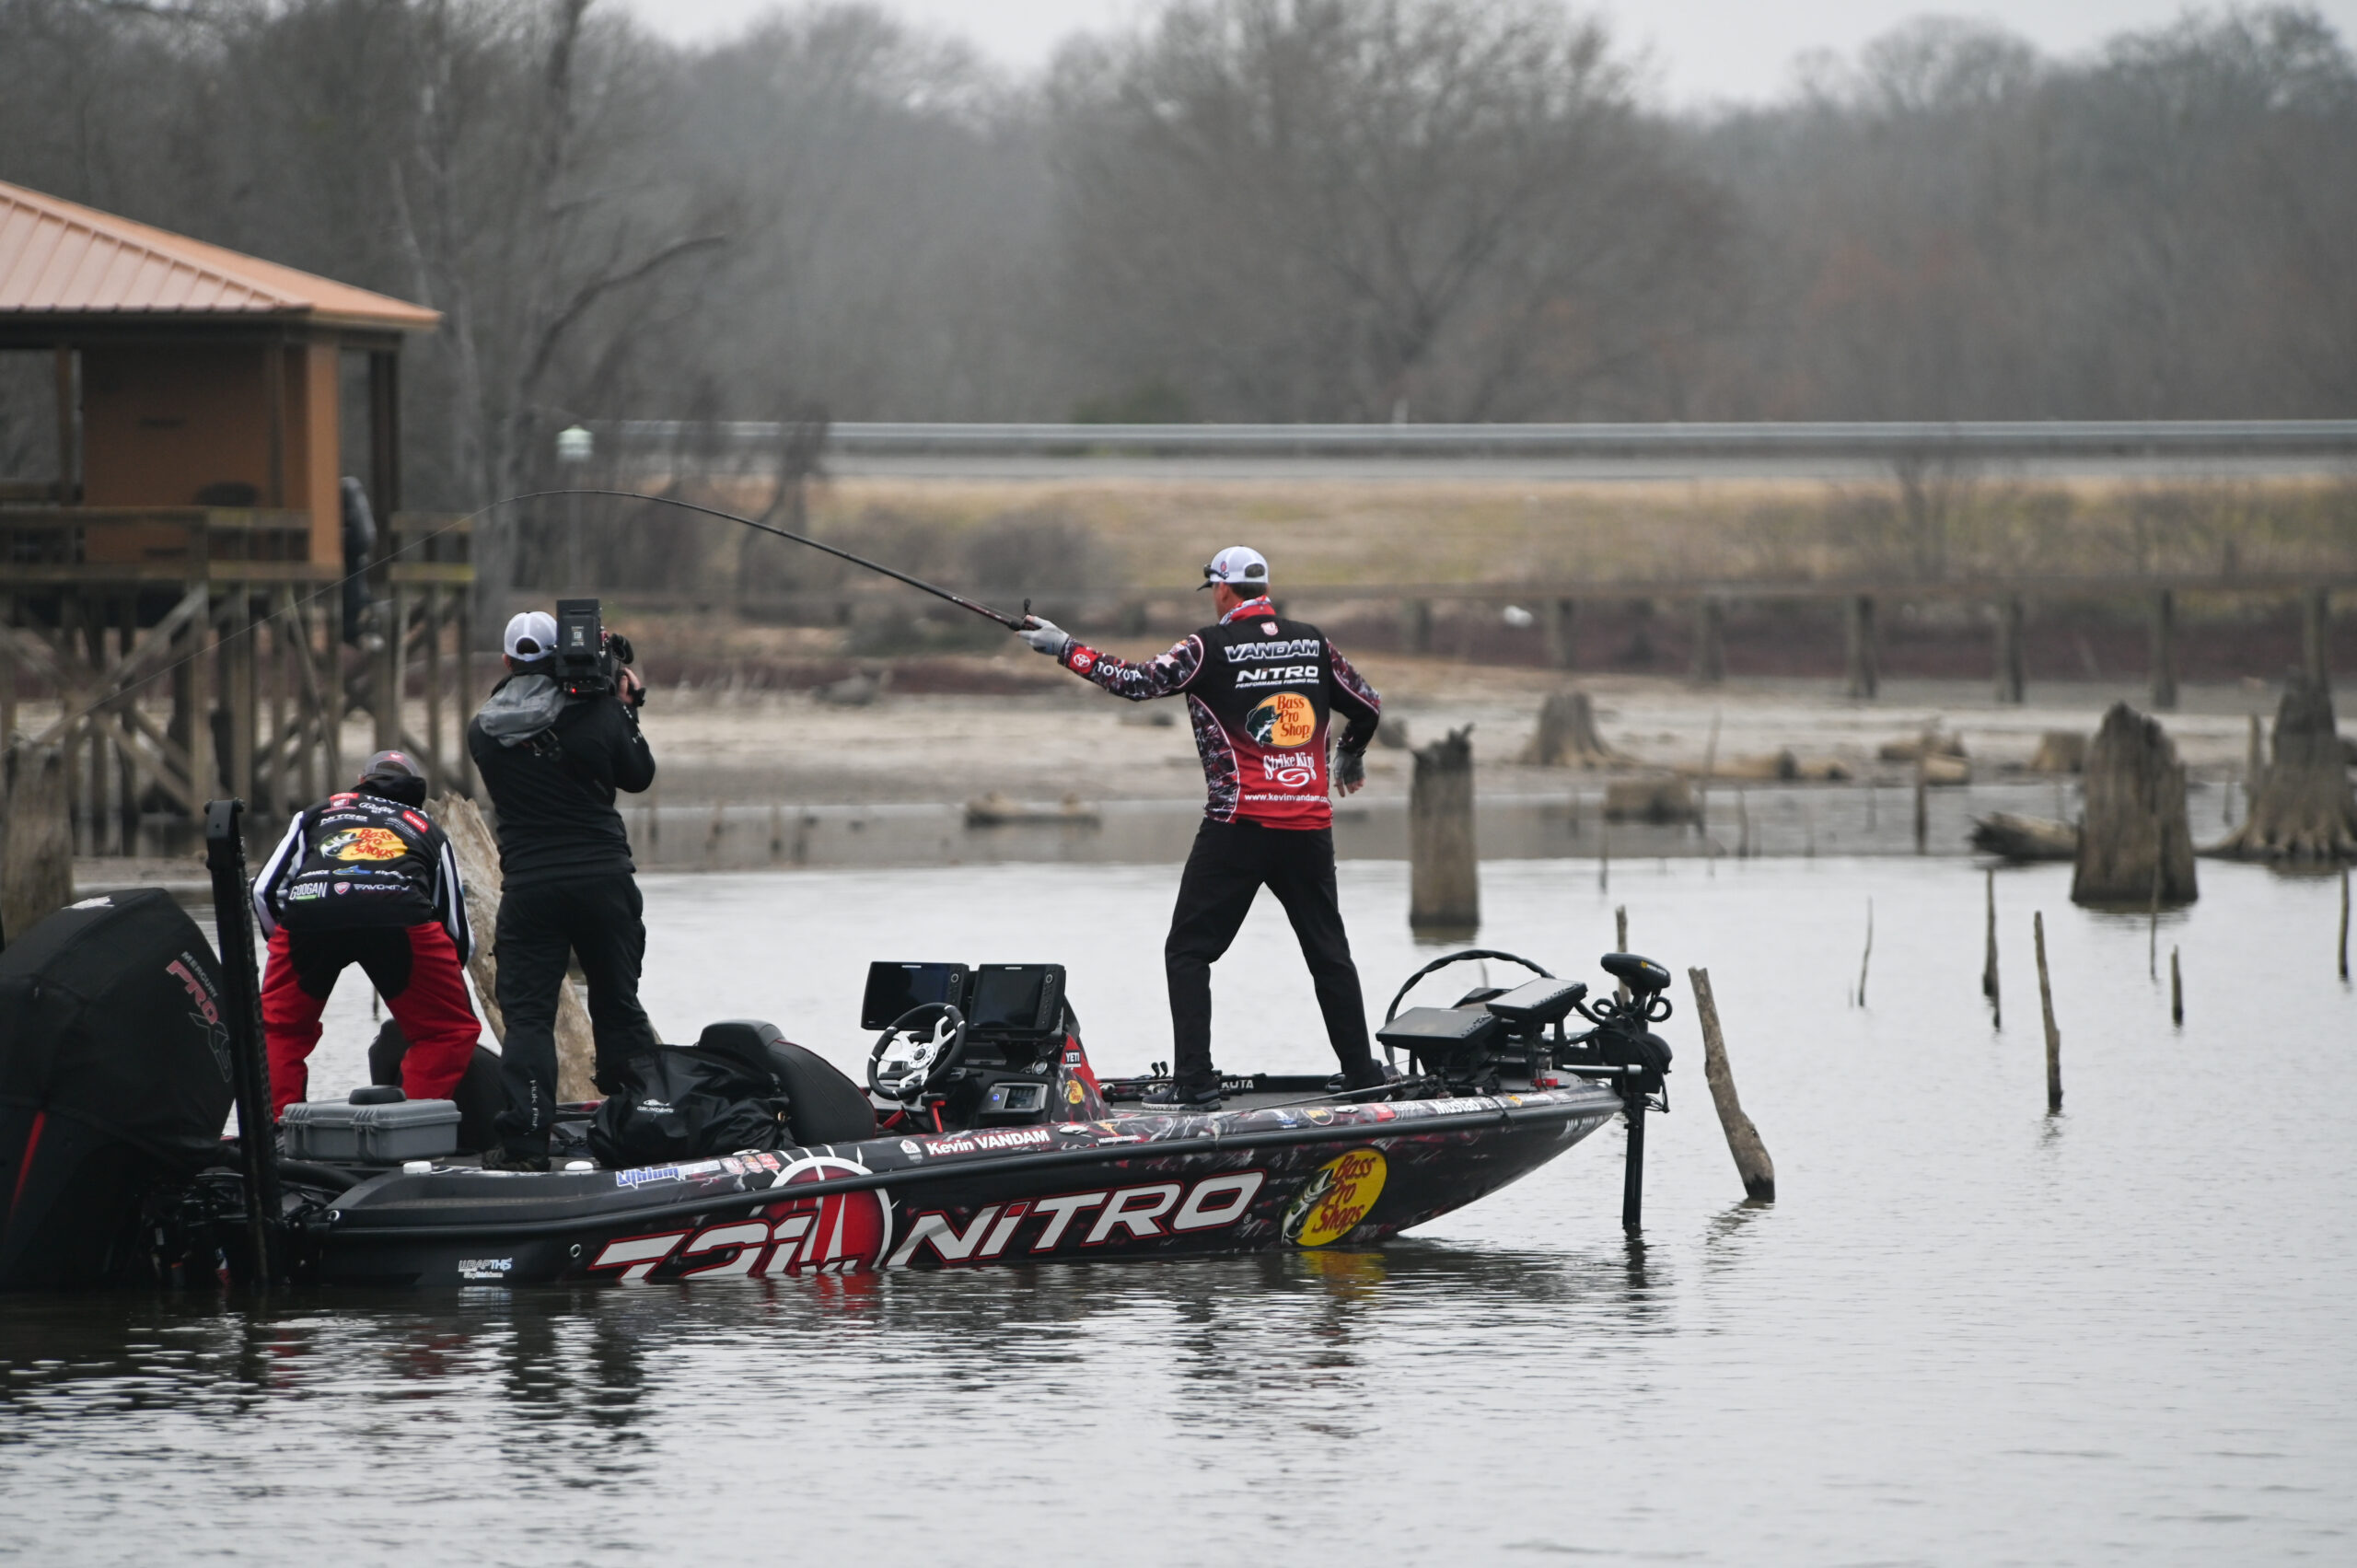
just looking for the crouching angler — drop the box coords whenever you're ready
[467,609,657,1171]
[253,750,481,1119]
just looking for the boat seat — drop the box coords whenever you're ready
[694,1020,877,1146]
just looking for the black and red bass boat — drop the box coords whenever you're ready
[0,805,1674,1290]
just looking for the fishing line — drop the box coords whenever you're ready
[505,488,1031,629]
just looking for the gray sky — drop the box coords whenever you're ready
[618,1,2357,106]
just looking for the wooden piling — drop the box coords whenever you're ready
[1409,725,1479,935]
[1993,595,2026,704]
[2148,588,2178,712]
[1401,598,1434,657]
[2302,587,2331,693]
[1855,897,1874,1006]
[1845,595,1879,700]
[1687,967,1775,1202]
[1690,598,1725,684]
[2035,911,2061,1112]
[1,740,73,944]
[1983,869,2002,1028]
[1913,749,1929,854]
[2170,946,2183,1026]
[1543,598,1576,671]
[2073,703,2198,905]
[1614,905,1630,1002]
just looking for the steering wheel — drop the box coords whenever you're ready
[1379,948,1555,1074]
[867,1003,968,1104]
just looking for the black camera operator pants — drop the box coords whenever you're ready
[493,873,659,1155]
[1165,819,1376,1087]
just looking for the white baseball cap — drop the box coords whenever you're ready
[1200,545,1270,590]
[504,610,559,660]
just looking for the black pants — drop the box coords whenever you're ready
[493,872,657,1153]
[1165,819,1374,1086]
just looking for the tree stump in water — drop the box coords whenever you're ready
[2071,703,2197,907]
[1,741,73,946]
[2210,673,2357,862]
[430,792,600,1099]
[1409,726,1479,935]
[1521,690,1631,768]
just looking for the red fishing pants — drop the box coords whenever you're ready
[262,923,481,1117]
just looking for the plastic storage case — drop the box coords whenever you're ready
[282,1098,460,1163]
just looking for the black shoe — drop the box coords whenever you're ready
[480,1145,550,1172]
[1143,1079,1223,1111]
[1329,1061,1398,1095]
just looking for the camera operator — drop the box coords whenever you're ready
[467,607,656,1170]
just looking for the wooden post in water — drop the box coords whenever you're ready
[1845,595,1879,700]
[1,740,73,945]
[2341,868,2351,982]
[431,792,597,1100]
[1993,595,2026,704]
[1613,905,1630,1004]
[1855,897,1874,1006]
[1688,968,1775,1201]
[2171,947,2184,1026]
[1913,748,1929,854]
[2035,911,2062,1112]
[1409,726,1478,935]
[2073,703,2197,906]
[1982,869,2002,1028]
[2148,588,2178,712]
[1690,598,1725,684]
[1543,598,1576,671]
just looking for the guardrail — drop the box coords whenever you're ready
[595,418,2357,464]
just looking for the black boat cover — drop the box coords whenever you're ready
[0,889,237,1171]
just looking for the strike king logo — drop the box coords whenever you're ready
[1245,691,1317,749]
[1260,753,1317,789]
[319,826,408,863]
[587,1156,893,1282]
[1283,1148,1387,1248]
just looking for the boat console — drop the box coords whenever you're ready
[863,960,1088,1130]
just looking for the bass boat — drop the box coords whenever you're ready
[0,804,1673,1290]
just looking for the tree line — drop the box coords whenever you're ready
[3,0,2352,527]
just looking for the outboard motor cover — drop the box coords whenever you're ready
[0,890,238,1288]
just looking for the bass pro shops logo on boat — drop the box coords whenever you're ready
[1283,1148,1387,1248]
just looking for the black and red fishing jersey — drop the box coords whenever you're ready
[1058,596,1381,829]
[252,791,472,956]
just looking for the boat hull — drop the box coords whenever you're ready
[308,1086,1622,1286]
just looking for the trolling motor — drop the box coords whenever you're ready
[1560,955,1676,1235]
[1376,948,1674,1233]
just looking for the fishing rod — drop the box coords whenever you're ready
[503,489,1033,630]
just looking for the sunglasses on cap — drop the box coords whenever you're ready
[1199,562,1269,588]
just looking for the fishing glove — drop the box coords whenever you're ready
[1334,747,1366,795]
[1019,616,1072,658]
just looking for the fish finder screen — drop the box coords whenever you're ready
[860,962,968,1030]
[968,964,1061,1035]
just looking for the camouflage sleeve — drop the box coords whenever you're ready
[1326,642,1381,753]
[1059,633,1204,701]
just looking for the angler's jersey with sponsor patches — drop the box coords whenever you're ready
[252,792,472,956]
[1058,597,1380,828]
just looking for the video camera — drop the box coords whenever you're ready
[552,598,639,706]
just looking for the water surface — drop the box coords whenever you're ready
[3,859,2351,1564]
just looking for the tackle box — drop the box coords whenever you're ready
[282,1095,460,1164]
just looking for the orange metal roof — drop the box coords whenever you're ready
[0,179,438,331]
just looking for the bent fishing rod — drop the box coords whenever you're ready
[499,488,1034,629]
